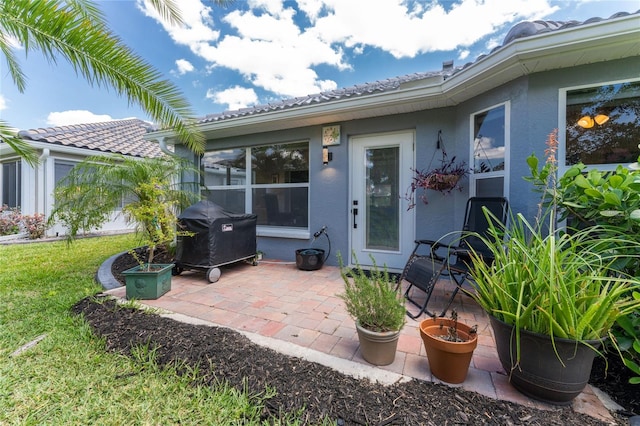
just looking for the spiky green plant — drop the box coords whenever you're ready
[467,130,640,364]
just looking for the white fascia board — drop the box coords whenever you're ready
[443,15,640,101]
[1,140,134,159]
[30,141,121,158]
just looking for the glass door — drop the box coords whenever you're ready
[350,131,414,270]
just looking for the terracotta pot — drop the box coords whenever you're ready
[419,317,478,384]
[356,322,401,366]
[490,316,603,405]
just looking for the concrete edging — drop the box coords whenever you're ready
[95,250,128,290]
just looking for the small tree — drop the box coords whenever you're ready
[50,154,200,267]
[123,179,179,266]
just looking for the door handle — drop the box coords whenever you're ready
[352,200,358,229]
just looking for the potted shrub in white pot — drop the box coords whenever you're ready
[466,130,640,405]
[338,253,406,366]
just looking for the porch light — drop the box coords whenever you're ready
[577,115,594,128]
[322,146,333,165]
[577,114,609,128]
[594,114,609,125]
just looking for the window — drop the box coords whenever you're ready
[202,141,309,231]
[563,80,640,169]
[54,160,75,186]
[470,103,509,197]
[2,160,21,208]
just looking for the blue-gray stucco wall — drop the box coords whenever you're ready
[196,56,640,266]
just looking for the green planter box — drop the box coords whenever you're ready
[123,264,174,300]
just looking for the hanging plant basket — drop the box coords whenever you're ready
[405,131,469,208]
[423,172,463,192]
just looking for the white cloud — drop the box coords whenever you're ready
[206,86,259,110]
[46,110,114,126]
[136,0,219,45]
[0,94,7,111]
[139,0,558,103]
[175,59,195,75]
[310,0,558,58]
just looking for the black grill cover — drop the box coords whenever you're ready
[176,200,257,268]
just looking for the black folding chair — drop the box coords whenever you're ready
[398,197,509,319]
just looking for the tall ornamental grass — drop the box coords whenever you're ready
[466,130,640,364]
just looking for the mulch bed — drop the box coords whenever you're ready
[73,296,628,426]
[71,249,639,425]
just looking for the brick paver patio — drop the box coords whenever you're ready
[105,259,616,423]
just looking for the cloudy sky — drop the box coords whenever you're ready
[0,0,638,130]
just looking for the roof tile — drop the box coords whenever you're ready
[186,10,638,129]
[18,118,163,158]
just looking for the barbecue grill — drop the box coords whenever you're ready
[173,200,257,282]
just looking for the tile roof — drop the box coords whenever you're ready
[18,118,163,158]
[192,10,639,127]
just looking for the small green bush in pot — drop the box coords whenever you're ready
[337,252,405,366]
[338,252,405,333]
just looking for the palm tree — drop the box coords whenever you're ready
[0,0,213,165]
[49,154,201,264]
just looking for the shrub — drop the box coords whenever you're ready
[338,252,406,333]
[23,213,47,239]
[0,205,22,236]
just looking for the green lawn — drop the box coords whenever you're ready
[0,235,281,425]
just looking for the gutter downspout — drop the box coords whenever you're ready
[38,148,50,235]
[157,136,178,157]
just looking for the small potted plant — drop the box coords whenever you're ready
[405,131,468,208]
[419,310,478,383]
[49,155,200,299]
[121,178,182,299]
[466,130,640,404]
[338,252,406,366]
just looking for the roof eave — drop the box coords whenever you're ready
[146,14,640,144]
[444,14,640,102]
[149,83,452,142]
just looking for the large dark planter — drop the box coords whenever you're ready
[420,317,478,384]
[355,322,401,366]
[295,248,325,271]
[490,316,602,405]
[123,263,174,300]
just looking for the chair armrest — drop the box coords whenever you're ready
[452,248,494,264]
[414,239,452,262]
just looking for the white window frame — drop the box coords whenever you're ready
[203,141,310,239]
[558,77,640,176]
[469,101,510,198]
[1,159,22,208]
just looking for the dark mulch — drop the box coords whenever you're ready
[73,296,627,426]
[74,250,637,425]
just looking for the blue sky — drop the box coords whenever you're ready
[1,0,638,131]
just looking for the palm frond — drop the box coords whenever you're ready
[0,33,27,92]
[1,0,204,153]
[144,0,184,26]
[0,120,39,166]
